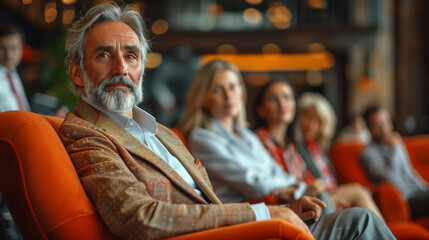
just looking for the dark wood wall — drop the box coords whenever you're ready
[395,0,429,135]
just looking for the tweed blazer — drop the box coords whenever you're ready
[59,99,255,240]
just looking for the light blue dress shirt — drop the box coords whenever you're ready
[81,96,269,221]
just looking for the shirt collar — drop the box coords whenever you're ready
[81,96,157,135]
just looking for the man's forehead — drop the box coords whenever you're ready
[85,21,140,48]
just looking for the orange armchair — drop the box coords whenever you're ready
[0,111,312,240]
[330,141,429,239]
[404,135,429,183]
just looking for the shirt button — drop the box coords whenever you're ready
[129,122,134,126]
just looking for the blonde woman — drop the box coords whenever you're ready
[294,92,385,221]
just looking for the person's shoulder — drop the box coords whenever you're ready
[360,143,379,159]
[190,127,219,140]
[59,111,100,141]
[188,127,229,146]
[240,126,264,143]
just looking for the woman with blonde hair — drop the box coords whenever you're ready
[177,59,336,214]
[292,92,384,221]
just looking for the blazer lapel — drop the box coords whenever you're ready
[156,128,222,204]
[74,99,209,204]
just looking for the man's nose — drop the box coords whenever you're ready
[112,56,128,77]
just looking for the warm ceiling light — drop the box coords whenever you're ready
[267,5,292,29]
[262,43,281,54]
[206,3,223,17]
[45,2,57,23]
[61,0,77,5]
[202,52,335,71]
[242,8,262,24]
[306,71,323,86]
[146,53,163,69]
[216,44,237,54]
[273,21,291,29]
[245,0,263,5]
[152,19,169,35]
[22,0,33,5]
[308,43,326,53]
[62,8,75,25]
[246,72,270,86]
[306,0,328,9]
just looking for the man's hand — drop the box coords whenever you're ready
[272,186,298,203]
[382,132,401,145]
[288,196,326,222]
[267,205,312,237]
[304,178,325,197]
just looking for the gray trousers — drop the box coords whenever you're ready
[309,207,396,240]
[408,189,429,219]
[317,191,335,216]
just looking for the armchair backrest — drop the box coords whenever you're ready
[329,142,374,191]
[403,135,429,183]
[0,111,115,240]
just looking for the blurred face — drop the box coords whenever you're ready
[204,69,243,124]
[0,33,23,70]
[300,107,321,141]
[257,82,296,126]
[71,22,144,112]
[367,109,393,143]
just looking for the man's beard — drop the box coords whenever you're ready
[83,73,143,113]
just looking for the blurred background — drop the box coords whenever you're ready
[0,0,428,137]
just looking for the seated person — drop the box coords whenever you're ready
[253,82,384,221]
[360,106,429,219]
[59,3,395,239]
[336,115,371,144]
[0,24,30,112]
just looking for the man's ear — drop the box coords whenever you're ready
[69,62,84,87]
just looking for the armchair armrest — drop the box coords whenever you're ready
[165,220,313,240]
[374,182,410,223]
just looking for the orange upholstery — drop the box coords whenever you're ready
[329,143,374,192]
[330,140,429,238]
[169,128,188,148]
[404,135,429,183]
[374,183,410,223]
[0,111,312,240]
[387,222,429,240]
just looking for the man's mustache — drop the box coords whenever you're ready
[100,75,137,92]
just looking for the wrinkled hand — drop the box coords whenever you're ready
[331,194,352,210]
[304,179,325,197]
[272,186,298,203]
[288,196,326,222]
[267,205,312,237]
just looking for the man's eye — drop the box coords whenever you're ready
[98,53,109,58]
[126,54,137,59]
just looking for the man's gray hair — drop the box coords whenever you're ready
[65,3,150,94]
